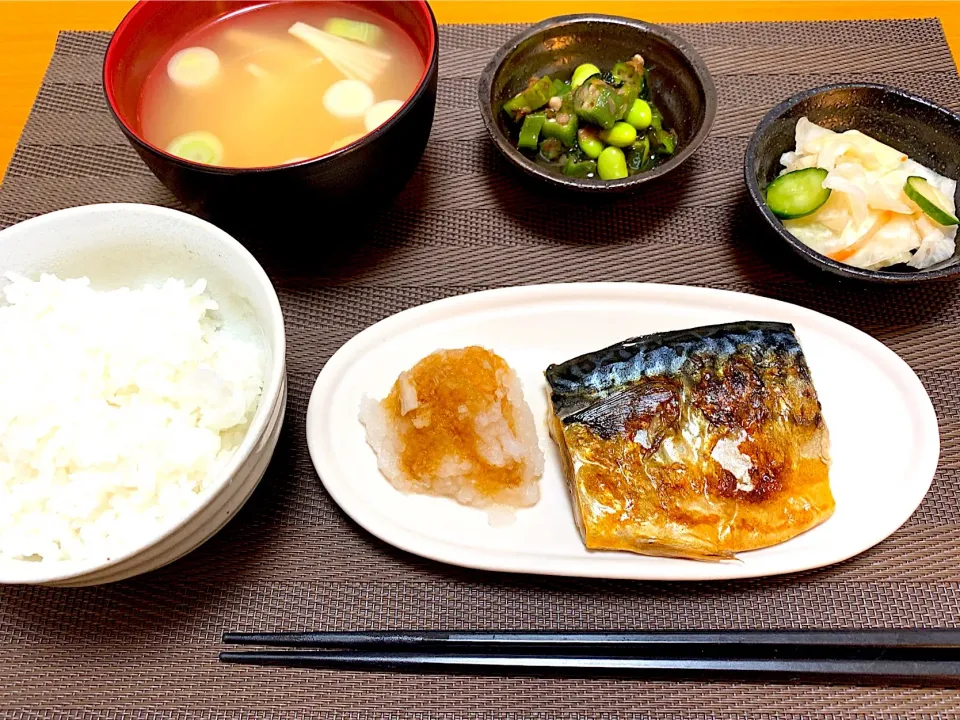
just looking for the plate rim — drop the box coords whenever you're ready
[306,282,940,581]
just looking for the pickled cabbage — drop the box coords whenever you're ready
[780,118,957,270]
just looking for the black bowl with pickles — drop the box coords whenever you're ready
[478,14,716,192]
[745,83,960,283]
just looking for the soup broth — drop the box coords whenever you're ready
[139,2,425,168]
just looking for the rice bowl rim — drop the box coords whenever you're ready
[0,203,287,585]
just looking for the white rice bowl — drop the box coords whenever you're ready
[0,204,286,586]
[0,273,265,565]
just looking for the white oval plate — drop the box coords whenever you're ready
[307,283,939,581]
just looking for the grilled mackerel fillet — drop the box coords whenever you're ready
[545,322,834,560]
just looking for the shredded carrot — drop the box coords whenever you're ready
[828,211,892,262]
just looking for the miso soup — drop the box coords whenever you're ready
[139,2,426,168]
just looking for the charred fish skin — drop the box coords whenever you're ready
[546,321,808,423]
[545,321,834,560]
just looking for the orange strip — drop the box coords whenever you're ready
[828,211,892,262]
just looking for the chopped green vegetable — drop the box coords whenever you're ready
[539,137,564,162]
[504,55,676,182]
[571,63,601,89]
[577,127,604,159]
[502,76,554,121]
[597,146,628,180]
[599,121,637,148]
[645,104,677,154]
[502,94,526,119]
[562,152,597,178]
[649,104,666,131]
[572,77,626,130]
[625,136,650,172]
[542,110,578,147]
[615,82,638,116]
[904,176,960,225]
[524,76,554,110]
[650,126,677,155]
[518,113,546,150]
[611,60,644,94]
[626,99,653,130]
[323,17,383,46]
[765,167,832,219]
[551,78,572,97]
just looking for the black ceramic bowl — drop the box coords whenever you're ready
[745,83,960,283]
[477,14,716,193]
[104,0,438,220]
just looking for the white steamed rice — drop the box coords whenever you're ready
[0,273,265,564]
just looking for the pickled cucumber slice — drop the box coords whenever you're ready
[166,131,224,165]
[167,47,220,89]
[904,176,959,226]
[764,167,831,219]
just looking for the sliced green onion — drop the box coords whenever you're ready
[322,17,383,46]
[166,131,223,165]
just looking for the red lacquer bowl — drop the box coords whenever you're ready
[104,0,438,220]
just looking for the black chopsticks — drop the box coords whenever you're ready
[220,630,960,682]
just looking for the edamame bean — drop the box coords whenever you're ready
[599,122,637,148]
[597,146,628,180]
[571,63,601,89]
[577,128,604,159]
[625,99,653,130]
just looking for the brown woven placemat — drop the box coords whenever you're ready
[2,18,960,718]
